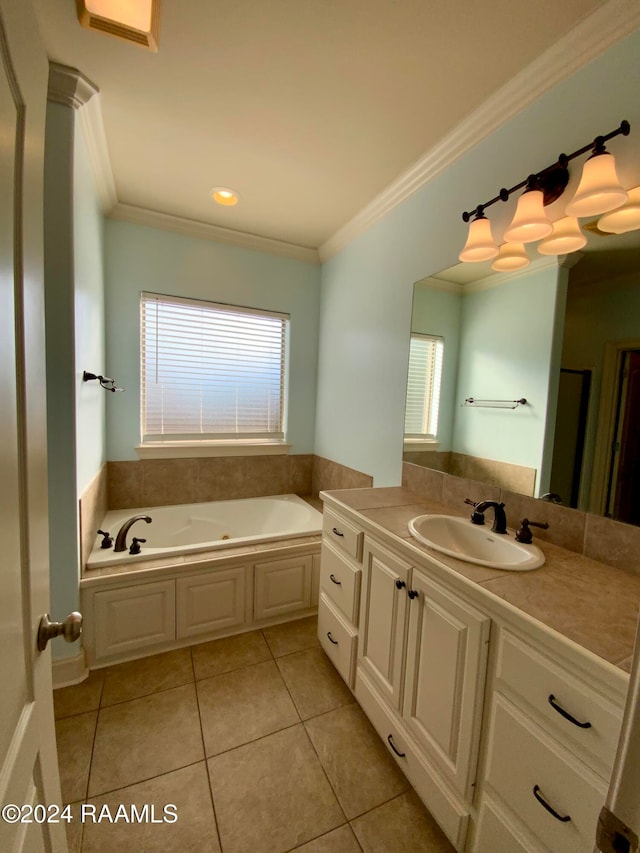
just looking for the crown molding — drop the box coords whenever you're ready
[464,256,561,294]
[108,203,321,264]
[47,61,97,109]
[319,0,640,263]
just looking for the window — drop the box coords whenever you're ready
[404,334,444,440]
[141,292,289,443]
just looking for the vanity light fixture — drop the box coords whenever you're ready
[491,242,530,272]
[537,216,587,256]
[598,185,640,234]
[211,187,240,206]
[76,0,160,51]
[459,120,631,263]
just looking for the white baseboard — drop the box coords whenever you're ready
[52,649,89,690]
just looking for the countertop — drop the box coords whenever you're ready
[320,486,640,674]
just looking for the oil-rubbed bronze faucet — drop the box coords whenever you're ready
[114,515,152,552]
[465,499,508,534]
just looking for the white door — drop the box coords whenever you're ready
[0,1,68,851]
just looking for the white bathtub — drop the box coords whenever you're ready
[87,494,323,568]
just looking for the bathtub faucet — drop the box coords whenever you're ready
[114,515,153,552]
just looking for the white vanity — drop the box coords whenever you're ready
[318,487,636,852]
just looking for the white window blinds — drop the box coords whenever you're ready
[404,334,444,438]
[141,293,289,442]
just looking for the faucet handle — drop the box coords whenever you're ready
[97,529,113,549]
[464,498,479,507]
[464,498,485,525]
[515,518,549,544]
[129,537,147,555]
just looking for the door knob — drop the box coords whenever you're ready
[37,612,82,652]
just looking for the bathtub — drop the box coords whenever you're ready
[87,494,323,568]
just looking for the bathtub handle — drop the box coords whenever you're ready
[327,631,339,645]
[331,527,344,537]
[329,573,342,586]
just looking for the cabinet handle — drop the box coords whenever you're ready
[407,589,419,599]
[327,631,339,645]
[395,580,406,590]
[532,785,571,823]
[387,734,406,758]
[331,527,344,537]
[329,573,342,585]
[548,694,592,729]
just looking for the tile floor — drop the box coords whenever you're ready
[54,616,454,853]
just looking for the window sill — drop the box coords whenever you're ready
[136,441,292,459]
[403,439,440,451]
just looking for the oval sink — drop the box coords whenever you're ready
[408,514,544,571]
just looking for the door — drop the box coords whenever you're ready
[610,350,640,525]
[0,2,67,851]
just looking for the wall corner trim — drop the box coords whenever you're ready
[51,649,89,690]
[47,61,98,109]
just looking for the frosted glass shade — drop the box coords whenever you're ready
[491,242,530,271]
[564,152,628,217]
[504,190,553,243]
[458,217,498,262]
[598,186,640,234]
[537,217,587,255]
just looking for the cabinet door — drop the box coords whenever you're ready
[402,570,490,798]
[358,538,410,709]
[254,555,313,620]
[177,566,247,639]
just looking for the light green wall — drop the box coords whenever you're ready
[104,220,321,460]
[315,29,640,485]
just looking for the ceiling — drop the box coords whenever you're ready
[33,0,621,254]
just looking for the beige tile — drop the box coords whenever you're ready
[89,684,203,796]
[584,512,640,576]
[197,660,299,756]
[197,456,249,502]
[441,473,500,511]
[304,704,408,819]
[101,647,193,706]
[351,789,454,852]
[64,802,84,853]
[263,615,320,657]
[292,824,361,852]
[208,725,344,853]
[55,711,97,804]
[79,464,108,568]
[244,455,290,496]
[329,487,427,511]
[500,489,586,553]
[54,670,104,719]
[276,647,353,720]
[82,762,220,853]
[290,455,314,496]
[141,458,199,507]
[402,462,445,502]
[107,461,143,510]
[361,503,438,539]
[192,629,272,680]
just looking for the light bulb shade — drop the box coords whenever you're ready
[564,152,628,217]
[458,216,498,262]
[491,242,530,271]
[597,186,640,234]
[503,189,553,243]
[537,217,587,255]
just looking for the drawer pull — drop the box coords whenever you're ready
[327,631,339,645]
[548,694,592,729]
[329,573,342,586]
[407,589,419,600]
[387,734,406,758]
[331,527,344,537]
[532,785,571,823]
[395,580,406,590]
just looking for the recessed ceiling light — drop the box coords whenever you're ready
[211,187,239,206]
[76,0,160,51]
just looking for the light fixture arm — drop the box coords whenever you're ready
[461,120,630,223]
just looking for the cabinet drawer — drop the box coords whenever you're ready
[473,795,543,853]
[323,509,363,562]
[319,540,361,623]
[355,669,469,852]
[496,629,622,776]
[485,695,607,853]
[318,592,357,687]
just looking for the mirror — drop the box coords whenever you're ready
[405,226,640,525]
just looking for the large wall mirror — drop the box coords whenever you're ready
[405,226,640,526]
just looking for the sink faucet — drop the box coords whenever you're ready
[114,514,152,552]
[470,500,507,534]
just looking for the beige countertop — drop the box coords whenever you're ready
[320,486,640,673]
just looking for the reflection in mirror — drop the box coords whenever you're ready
[405,226,640,525]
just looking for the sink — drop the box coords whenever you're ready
[407,514,544,571]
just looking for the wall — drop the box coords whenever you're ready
[315,28,640,486]
[104,220,321,461]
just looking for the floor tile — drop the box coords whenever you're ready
[263,616,320,658]
[304,704,408,819]
[291,823,361,852]
[101,647,193,706]
[351,789,454,852]
[192,629,272,680]
[82,762,220,852]
[276,647,353,720]
[88,684,203,796]
[63,803,84,853]
[54,671,104,720]
[197,659,299,756]
[55,711,97,804]
[208,724,344,853]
